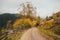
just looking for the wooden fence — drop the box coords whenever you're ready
[0,31,9,40]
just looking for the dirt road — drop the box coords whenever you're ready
[20,27,48,40]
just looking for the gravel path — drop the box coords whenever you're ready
[20,27,48,40]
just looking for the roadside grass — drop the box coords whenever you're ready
[6,30,25,40]
[1,28,31,40]
[38,27,60,40]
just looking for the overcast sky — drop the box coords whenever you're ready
[0,0,60,18]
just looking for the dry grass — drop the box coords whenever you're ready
[38,27,60,40]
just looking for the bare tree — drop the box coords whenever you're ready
[18,2,36,17]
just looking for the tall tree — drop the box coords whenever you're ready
[19,2,36,17]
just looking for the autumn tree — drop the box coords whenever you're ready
[18,2,36,18]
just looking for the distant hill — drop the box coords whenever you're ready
[0,13,17,29]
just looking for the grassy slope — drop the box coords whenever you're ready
[38,27,60,40]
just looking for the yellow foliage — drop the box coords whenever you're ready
[13,19,23,28]
[44,19,54,28]
[13,18,32,28]
[53,15,57,19]
[31,20,37,26]
[13,17,38,29]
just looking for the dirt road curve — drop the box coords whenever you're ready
[20,27,48,40]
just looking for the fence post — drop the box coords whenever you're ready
[4,31,8,40]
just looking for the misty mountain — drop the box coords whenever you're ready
[0,13,17,29]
